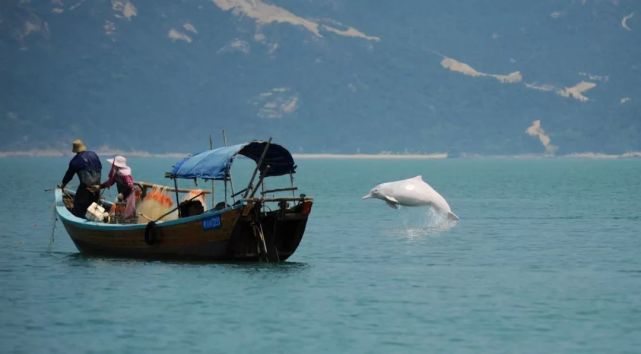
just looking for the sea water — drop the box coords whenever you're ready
[1,157,640,354]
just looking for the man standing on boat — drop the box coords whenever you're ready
[59,139,102,218]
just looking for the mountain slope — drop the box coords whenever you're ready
[1,0,640,154]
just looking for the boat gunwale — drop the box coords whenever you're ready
[55,188,313,232]
[54,188,244,231]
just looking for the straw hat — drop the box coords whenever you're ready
[72,139,86,153]
[107,155,129,168]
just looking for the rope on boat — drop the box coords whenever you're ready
[48,201,57,251]
[249,201,275,262]
[47,187,70,252]
[253,222,269,262]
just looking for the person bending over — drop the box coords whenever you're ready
[60,139,102,218]
[97,155,136,219]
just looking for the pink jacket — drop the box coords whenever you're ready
[101,167,136,218]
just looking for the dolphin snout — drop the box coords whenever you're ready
[362,192,373,199]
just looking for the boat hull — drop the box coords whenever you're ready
[55,189,312,261]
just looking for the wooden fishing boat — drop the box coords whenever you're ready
[54,140,313,262]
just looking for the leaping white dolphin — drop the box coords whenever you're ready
[362,176,459,220]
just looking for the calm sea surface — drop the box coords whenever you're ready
[1,157,640,354]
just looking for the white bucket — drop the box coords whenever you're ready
[85,202,107,222]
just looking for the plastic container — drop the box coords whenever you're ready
[85,202,107,222]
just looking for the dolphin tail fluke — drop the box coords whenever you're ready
[447,211,459,221]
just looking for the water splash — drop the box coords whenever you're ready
[395,206,458,238]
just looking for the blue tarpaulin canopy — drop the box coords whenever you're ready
[169,141,296,180]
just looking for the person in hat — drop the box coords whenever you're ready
[59,139,102,218]
[97,155,137,219]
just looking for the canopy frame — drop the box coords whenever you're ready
[165,139,296,209]
[167,140,296,181]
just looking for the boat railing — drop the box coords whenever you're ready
[136,180,308,217]
[136,181,211,196]
[260,187,298,195]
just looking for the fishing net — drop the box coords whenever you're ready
[136,186,178,223]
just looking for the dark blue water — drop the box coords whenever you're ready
[1,157,640,353]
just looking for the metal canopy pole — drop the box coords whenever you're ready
[243,138,272,199]
[222,130,230,205]
[229,177,235,203]
[290,173,295,197]
[172,177,181,218]
[209,134,215,209]
[249,165,270,199]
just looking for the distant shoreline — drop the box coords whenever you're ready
[0,150,189,158]
[0,150,640,159]
[0,150,448,159]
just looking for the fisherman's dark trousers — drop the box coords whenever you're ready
[72,185,99,218]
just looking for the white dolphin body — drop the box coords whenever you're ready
[362,176,459,220]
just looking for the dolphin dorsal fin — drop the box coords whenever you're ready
[412,175,422,180]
